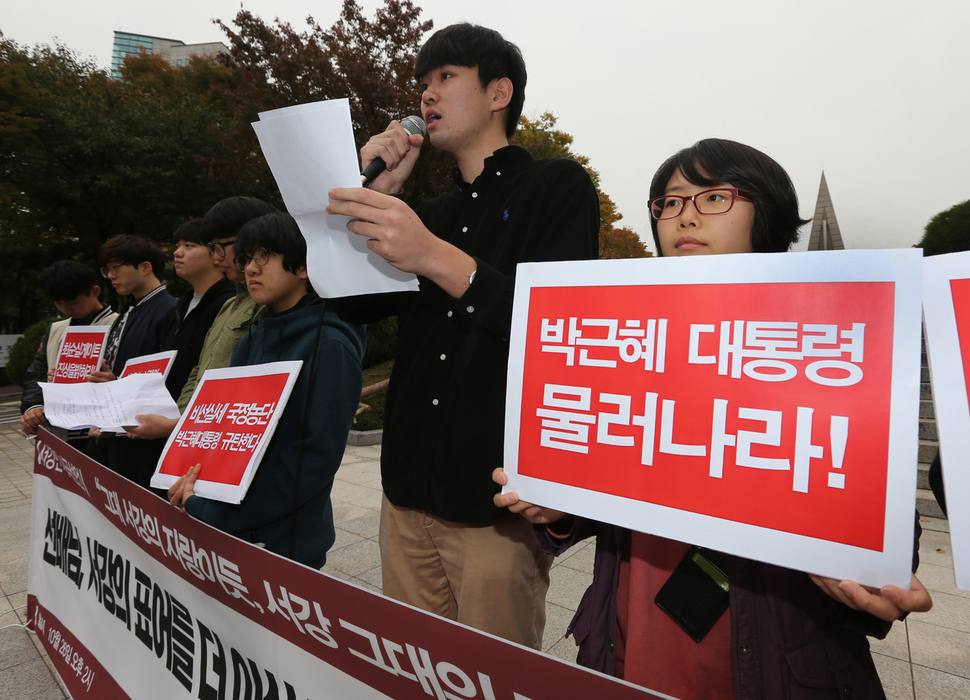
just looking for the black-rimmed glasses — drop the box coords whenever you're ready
[207,239,236,257]
[648,188,753,221]
[233,248,273,272]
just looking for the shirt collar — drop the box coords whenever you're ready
[452,145,535,189]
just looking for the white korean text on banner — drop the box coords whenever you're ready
[920,250,970,590]
[151,362,302,504]
[28,430,661,699]
[503,250,922,587]
[118,350,178,380]
[52,326,111,383]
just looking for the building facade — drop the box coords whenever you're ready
[111,31,229,79]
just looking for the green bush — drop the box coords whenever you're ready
[6,318,59,386]
[362,317,397,369]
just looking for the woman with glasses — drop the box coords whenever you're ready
[495,138,931,699]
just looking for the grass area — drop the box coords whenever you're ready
[354,359,393,431]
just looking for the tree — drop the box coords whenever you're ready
[512,112,649,259]
[215,0,451,208]
[918,199,970,256]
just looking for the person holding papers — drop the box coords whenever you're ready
[168,212,365,569]
[88,235,177,484]
[326,23,599,649]
[20,260,117,446]
[494,139,931,699]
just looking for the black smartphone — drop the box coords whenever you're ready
[654,546,730,642]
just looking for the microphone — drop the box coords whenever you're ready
[360,116,428,186]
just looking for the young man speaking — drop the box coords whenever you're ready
[328,24,599,648]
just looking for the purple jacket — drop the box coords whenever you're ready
[537,519,921,700]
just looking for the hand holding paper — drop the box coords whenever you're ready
[251,98,419,297]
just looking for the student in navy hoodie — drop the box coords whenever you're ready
[169,213,366,568]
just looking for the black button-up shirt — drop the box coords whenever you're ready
[379,146,600,523]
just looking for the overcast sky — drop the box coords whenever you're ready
[5,1,968,253]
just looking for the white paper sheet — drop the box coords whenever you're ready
[41,373,180,431]
[252,98,419,298]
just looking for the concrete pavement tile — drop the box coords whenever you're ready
[332,483,383,510]
[319,566,354,584]
[919,517,949,534]
[331,483,383,510]
[348,576,381,596]
[871,652,915,700]
[0,545,30,595]
[908,620,970,678]
[918,561,970,600]
[542,602,575,654]
[558,541,595,575]
[918,530,953,569]
[916,590,970,634]
[545,636,579,664]
[328,528,368,553]
[350,445,382,461]
[913,664,970,699]
[336,450,370,466]
[331,502,372,525]
[321,539,381,577]
[0,624,39,671]
[355,566,383,592]
[0,502,32,550]
[870,618,911,662]
[546,565,593,611]
[335,511,381,539]
[0,657,66,699]
[334,463,381,486]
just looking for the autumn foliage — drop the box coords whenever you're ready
[0,0,643,331]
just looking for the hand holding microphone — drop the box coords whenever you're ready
[359,116,427,193]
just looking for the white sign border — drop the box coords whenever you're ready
[921,251,970,590]
[504,249,922,588]
[152,361,303,504]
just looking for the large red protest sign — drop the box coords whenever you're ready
[517,281,893,551]
[506,251,922,587]
[152,362,302,503]
[948,278,970,406]
[52,326,111,383]
[118,349,177,379]
[923,256,970,590]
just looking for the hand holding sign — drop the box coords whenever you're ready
[492,468,566,525]
[168,463,201,510]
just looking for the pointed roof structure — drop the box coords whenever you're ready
[806,172,845,251]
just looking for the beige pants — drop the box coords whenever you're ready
[379,494,553,650]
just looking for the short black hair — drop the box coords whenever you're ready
[40,261,98,302]
[414,23,527,139]
[98,234,166,278]
[236,213,307,274]
[203,197,276,241]
[649,138,809,255]
[171,218,208,246]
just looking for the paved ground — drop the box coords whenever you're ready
[2,423,968,698]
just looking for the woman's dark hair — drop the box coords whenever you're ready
[236,212,306,274]
[98,234,166,278]
[41,261,98,302]
[414,23,526,139]
[649,138,809,255]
